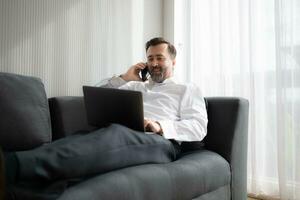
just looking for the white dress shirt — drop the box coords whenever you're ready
[103,76,208,142]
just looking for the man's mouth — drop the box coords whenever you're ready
[149,66,166,83]
[151,67,162,74]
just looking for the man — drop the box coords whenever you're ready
[103,37,207,141]
[0,37,207,196]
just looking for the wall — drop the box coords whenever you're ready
[0,0,163,97]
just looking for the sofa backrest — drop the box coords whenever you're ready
[48,96,207,151]
[48,96,207,152]
[0,72,52,151]
[48,96,96,140]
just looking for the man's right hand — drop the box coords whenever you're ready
[120,62,147,82]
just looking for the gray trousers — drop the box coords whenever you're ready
[16,124,180,182]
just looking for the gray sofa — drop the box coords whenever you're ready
[0,72,249,200]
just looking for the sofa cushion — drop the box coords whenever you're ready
[8,150,230,200]
[56,150,230,200]
[0,72,51,151]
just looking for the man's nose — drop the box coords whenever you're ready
[149,61,158,67]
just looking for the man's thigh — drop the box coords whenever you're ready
[17,124,178,181]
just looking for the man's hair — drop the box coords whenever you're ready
[145,37,177,59]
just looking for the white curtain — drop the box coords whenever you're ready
[174,0,300,199]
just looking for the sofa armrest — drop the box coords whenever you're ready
[204,97,249,200]
[48,96,96,140]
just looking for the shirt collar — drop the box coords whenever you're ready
[148,77,176,86]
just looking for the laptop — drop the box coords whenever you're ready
[83,86,145,132]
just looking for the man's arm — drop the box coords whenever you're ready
[97,63,161,133]
[97,63,147,88]
[98,76,127,88]
[158,84,208,142]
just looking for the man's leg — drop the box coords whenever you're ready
[15,124,179,182]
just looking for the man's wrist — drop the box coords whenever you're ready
[156,121,163,136]
[119,74,130,82]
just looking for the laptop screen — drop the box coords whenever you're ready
[83,86,145,132]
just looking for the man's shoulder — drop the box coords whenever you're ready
[174,82,203,97]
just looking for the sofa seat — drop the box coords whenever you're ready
[56,150,230,200]
[9,150,230,200]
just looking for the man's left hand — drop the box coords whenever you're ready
[144,119,163,135]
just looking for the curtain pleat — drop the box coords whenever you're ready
[174,0,300,199]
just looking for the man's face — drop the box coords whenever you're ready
[146,43,175,83]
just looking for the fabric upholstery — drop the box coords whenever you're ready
[56,150,230,200]
[49,96,206,151]
[48,96,249,200]
[192,185,230,200]
[0,72,51,151]
[6,96,248,200]
[204,97,249,200]
[9,151,230,200]
[48,97,95,140]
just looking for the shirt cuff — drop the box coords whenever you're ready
[158,120,177,140]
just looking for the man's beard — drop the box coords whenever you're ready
[149,66,167,83]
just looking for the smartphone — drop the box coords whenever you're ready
[141,65,149,82]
